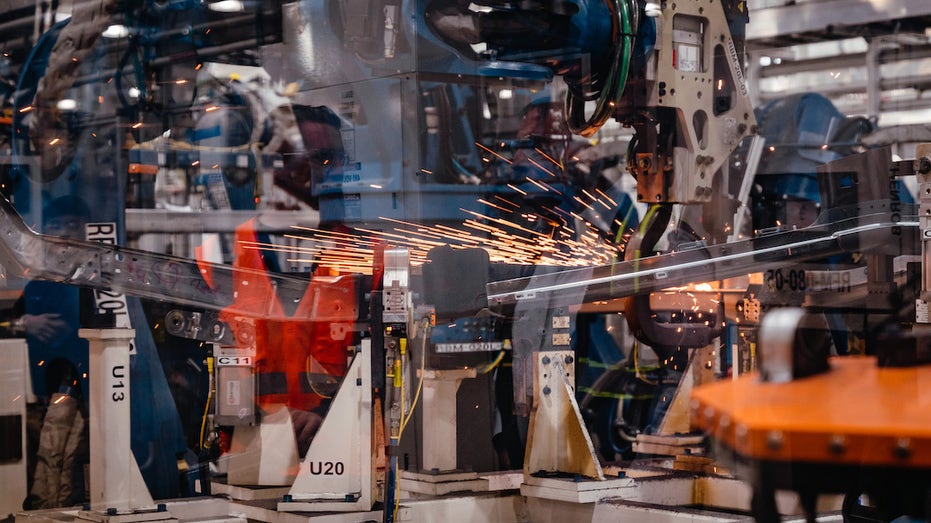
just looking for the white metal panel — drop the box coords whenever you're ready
[0,339,29,518]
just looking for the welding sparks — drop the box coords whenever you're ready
[525,177,551,193]
[474,142,512,164]
[478,198,513,213]
[507,184,527,195]
[533,147,563,170]
[248,193,624,274]
[492,196,520,209]
[527,158,557,178]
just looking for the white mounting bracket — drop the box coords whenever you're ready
[77,328,175,523]
[278,339,374,512]
[522,351,639,503]
[400,367,490,496]
[524,351,603,480]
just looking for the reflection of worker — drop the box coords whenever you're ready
[517,98,569,142]
[275,104,345,209]
[216,220,356,459]
[10,195,91,509]
[512,98,588,184]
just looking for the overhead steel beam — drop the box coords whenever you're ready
[757,73,931,103]
[125,208,319,234]
[753,45,931,79]
[747,0,931,44]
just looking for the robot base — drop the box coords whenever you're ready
[399,470,489,496]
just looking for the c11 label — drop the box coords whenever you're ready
[217,356,252,366]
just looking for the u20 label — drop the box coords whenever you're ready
[308,461,345,475]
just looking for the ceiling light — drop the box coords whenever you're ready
[56,99,77,111]
[208,0,245,12]
[102,24,129,39]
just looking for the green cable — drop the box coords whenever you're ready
[630,203,662,293]
[613,202,637,245]
[566,0,636,137]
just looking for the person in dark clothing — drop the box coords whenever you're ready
[9,195,91,509]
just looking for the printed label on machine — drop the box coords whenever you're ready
[217,356,253,366]
[727,39,748,96]
[86,222,130,327]
[917,299,929,323]
[111,364,127,403]
[307,461,345,476]
[552,333,571,346]
[434,341,504,353]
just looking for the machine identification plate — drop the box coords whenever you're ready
[552,333,571,346]
[86,223,131,325]
[917,299,929,323]
[435,341,504,353]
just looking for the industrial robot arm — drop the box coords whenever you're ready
[426,0,757,204]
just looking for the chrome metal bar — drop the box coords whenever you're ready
[486,213,919,308]
[0,194,347,321]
